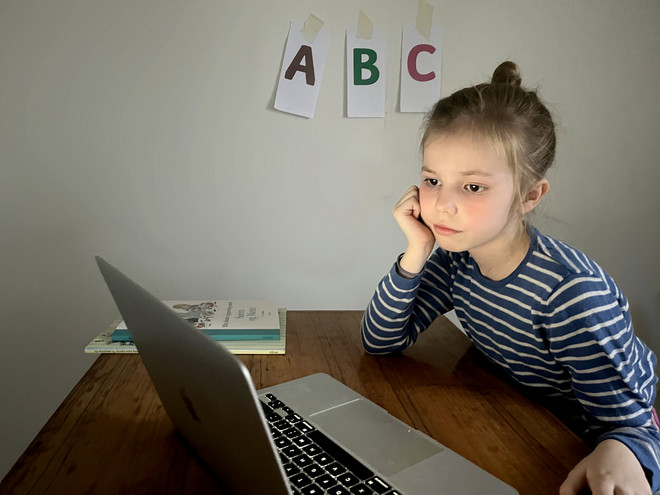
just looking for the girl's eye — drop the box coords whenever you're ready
[465,184,485,193]
[424,178,440,187]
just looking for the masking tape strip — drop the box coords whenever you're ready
[356,10,374,40]
[416,1,433,40]
[301,14,324,44]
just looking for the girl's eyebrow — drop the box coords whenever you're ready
[421,166,493,177]
[460,170,493,177]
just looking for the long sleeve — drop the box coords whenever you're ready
[361,250,455,355]
[543,271,660,490]
[361,230,660,490]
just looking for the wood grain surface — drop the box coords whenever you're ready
[0,311,590,494]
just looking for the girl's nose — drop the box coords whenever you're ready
[434,189,457,215]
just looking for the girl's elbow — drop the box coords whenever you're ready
[361,335,407,356]
[361,336,381,355]
[361,334,389,355]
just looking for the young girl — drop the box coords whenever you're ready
[361,61,659,494]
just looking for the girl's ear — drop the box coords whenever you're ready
[521,179,550,214]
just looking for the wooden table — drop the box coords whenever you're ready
[0,311,590,494]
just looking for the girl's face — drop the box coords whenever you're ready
[419,133,522,259]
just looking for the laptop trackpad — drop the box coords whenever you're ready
[310,399,443,476]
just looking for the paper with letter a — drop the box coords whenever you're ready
[274,18,330,118]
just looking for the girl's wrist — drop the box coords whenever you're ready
[396,254,421,279]
[399,246,432,276]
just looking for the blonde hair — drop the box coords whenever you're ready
[421,61,556,213]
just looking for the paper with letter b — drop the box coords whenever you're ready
[400,23,442,113]
[275,19,330,118]
[346,27,387,118]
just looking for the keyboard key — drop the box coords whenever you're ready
[283,427,303,439]
[327,487,351,495]
[282,445,302,458]
[313,453,333,466]
[303,444,322,456]
[284,463,300,476]
[365,476,391,494]
[290,473,312,488]
[293,454,314,467]
[307,430,373,480]
[296,420,315,434]
[350,484,375,494]
[336,472,360,487]
[286,413,304,424]
[302,464,325,478]
[269,399,286,409]
[315,474,336,489]
[275,437,292,449]
[273,419,290,430]
[326,462,347,476]
[292,436,313,448]
[300,484,323,495]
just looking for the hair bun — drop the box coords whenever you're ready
[491,61,522,87]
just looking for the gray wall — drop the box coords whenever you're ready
[1,0,658,480]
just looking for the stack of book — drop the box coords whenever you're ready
[85,300,286,355]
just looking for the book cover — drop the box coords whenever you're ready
[85,309,287,355]
[111,300,281,342]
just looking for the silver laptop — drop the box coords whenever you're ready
[96,256,518,494]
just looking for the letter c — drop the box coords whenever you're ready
[407,44,436,82]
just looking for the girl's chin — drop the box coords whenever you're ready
[434,237,466,253]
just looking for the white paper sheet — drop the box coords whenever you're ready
[346,27,387,118]
[400,23,442,113]
[274,20,331,119]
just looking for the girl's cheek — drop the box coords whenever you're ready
[418,189,430,215]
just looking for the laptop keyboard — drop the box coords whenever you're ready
[260,393,403,495]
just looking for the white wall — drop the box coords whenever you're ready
[1,0,658,480]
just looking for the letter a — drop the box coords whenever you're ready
[285,45,316,86]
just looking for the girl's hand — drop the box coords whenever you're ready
[559,439,651,495]
[393,185,435,274]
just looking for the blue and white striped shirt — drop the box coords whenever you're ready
[361,227,660,490]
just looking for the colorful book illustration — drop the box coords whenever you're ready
[85,309,287,355]
[110,300,281,342]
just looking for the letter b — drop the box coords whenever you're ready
[353,48,379,86]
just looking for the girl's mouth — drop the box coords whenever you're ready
[434,224,460,236]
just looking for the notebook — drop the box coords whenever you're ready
[95,256,518,494]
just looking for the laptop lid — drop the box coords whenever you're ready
[96,256,291,495]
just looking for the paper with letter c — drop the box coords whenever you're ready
[400,23,442,113]
[274,19,330,118]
